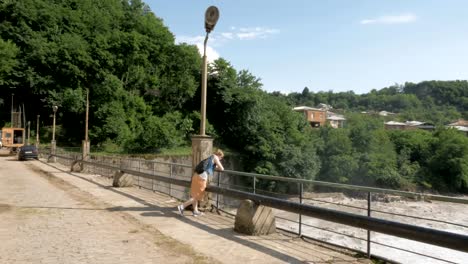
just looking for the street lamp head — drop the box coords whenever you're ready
[53,105,58,113]
[204,6,219,33]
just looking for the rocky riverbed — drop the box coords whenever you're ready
[275,192,468,264]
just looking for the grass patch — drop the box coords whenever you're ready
[158,146,192,156]
[88,146,192,158]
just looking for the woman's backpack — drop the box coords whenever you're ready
[195,156,212,174]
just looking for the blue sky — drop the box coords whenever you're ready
[145,0,468,94]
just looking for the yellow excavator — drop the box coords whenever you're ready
[0,127,25,152]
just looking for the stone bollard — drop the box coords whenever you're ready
[112,171,134,187]
[234,199,276,235]
[70,161,83,172]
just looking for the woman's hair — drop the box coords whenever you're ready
[214,149,224,158]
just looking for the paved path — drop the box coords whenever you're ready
[0,156,372,264]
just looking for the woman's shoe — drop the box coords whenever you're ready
[177,205,184,216]
[192,211,204,217]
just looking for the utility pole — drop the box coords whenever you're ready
[51,106,58,163]
[36,115,40,148]
[82,89,90,163]
[85,89,89,143]
[11,93,14,127]
[27,121,30,145]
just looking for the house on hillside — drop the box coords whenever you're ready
[447,119,468,135]
[293,106,326,127]
[384,121,407,130]
[293,106,346,128]
[379,111,396,117]
[448,119,468,127]
[317,103,333,111]
[327,112,346,128]
[384,120,435,131]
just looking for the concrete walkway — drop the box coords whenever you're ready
[1,156,372,263]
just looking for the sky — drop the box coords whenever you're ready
[145,0,468,94]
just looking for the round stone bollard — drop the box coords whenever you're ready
[70,161,83,172]
[112,171,134,187]
[234,199,276,235]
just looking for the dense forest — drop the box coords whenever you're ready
[1,0,467,193]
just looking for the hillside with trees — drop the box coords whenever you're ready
[287,81,468,125]
[1,0,467,193]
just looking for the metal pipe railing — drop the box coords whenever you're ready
[207,185,468,253]
[48,153,468,253]
[221,170,468,205]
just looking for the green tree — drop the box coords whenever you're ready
[356,129,400,188]
[0,38,19,87]
[317,127,358,183]
[428,128,468,192]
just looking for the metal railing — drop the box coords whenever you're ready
[214,170,468,263]
[42,149,468,263]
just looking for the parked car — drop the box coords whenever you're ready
[17,145,38,161]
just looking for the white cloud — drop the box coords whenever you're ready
[174,26,279,62]
[175,35,219,63]
[196,43,220,63]
[360,14,417,25]
[221,32,234,39]
[176,35,205,44]
[235,27,280,40]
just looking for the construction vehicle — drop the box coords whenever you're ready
[1,127,25,152]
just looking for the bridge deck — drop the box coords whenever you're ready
[0,156,371,264]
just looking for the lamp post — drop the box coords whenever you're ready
[36,115,40,148]
[82,89,90,162]
[27,121,30,145]
[200,6,219,136]
[51,105,58,162]
[85,89,89,143]
[11,93,14,127]
[192,6,219,209]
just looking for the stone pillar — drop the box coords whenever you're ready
[82,140,90,160]
[191,135,213,208]
[50,140,56,163]
[81,140,90,172]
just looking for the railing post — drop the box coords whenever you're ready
[152,162,156,193]
[253,175,256,194]
[169,163,173,197]
[367,191,371,258]
[138,159,141,189]
[299,182,303,236]
[216,171,221,209]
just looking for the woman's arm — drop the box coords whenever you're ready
[213,155,224,171]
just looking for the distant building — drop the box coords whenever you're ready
[379,111,396,117]
[327,112,346,128]
[384,121,407,130]
[384,120,435,131]
[293,106,346,128]
[447,119,468,135]
[448,119,468,127]
[293,106,327,127]
[317,103,333,111]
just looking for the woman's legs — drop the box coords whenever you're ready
[182,198,194,209]
[181,198,199,212]
[178,198,201,216]
[178,173,205,216]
